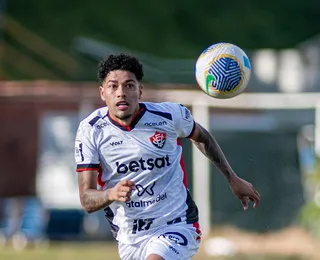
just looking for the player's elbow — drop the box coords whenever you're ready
[79,194,95,214]
[84,207,95,214]
[80,202,95,214]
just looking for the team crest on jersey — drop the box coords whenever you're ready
[150,132,166,148]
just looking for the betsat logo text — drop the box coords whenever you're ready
[116,155,170,174]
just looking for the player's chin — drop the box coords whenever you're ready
[116,111,132,120]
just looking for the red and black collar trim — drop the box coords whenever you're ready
[107,103,147,131]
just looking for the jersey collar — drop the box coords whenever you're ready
[107,103,146,131]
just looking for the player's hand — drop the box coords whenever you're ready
[109,180,136,202]
[229,175,260,210]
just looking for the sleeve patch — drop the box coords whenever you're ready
[75,140,84,162]
[179,105,192,122]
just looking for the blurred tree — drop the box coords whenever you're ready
[3,0,320,80]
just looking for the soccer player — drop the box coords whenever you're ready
[75,53,260,260]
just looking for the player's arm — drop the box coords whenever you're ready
[75,123,135,213]
[189,122,260,209]
[78,170,109,213]
[190,122,235,181]
[78,170,135,213]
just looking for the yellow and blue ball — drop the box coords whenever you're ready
[195,43,251,99]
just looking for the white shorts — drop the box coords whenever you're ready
[118,223,201,260]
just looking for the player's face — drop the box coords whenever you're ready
[100,70,142,125]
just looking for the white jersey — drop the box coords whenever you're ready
[75,102,199,244]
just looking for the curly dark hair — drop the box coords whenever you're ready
[97,53,144,83]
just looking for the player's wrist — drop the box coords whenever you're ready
[105,188,115,203]
[227,172,238,183]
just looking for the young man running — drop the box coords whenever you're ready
[75,53,260,260]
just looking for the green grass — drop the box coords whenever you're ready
[0,242,120,260]
[0,242,305,260]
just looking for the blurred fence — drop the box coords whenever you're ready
[74,36,320,93]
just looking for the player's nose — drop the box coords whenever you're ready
[116,85,127,98]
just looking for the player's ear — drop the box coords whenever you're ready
[99,86,106,101]
[139,84,143,99]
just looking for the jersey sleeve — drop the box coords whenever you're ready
[75,124,100,172]
[171,103,196,138]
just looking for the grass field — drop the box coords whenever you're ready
[0,241,309,260]
[0,226,317,260]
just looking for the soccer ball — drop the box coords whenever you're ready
[195,43,251,99]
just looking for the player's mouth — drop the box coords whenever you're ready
[116,101,129,111]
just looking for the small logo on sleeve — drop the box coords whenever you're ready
[179,104,192,122]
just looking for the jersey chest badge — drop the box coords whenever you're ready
[150,132,166,149]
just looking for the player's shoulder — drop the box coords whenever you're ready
[143,101,183,112]
[143,102,191,122]
[78,107,109,129]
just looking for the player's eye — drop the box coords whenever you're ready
[109,84,117,89]
[126,84,134,88]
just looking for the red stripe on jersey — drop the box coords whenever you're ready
[186,121,196,139]
[76,167,99,172]
[177,138,188,188]
[193,222,202,241]
[97,165,106,188]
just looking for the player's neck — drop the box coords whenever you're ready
[109,104,141,127]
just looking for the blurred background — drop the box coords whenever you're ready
[0,0,320,259]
